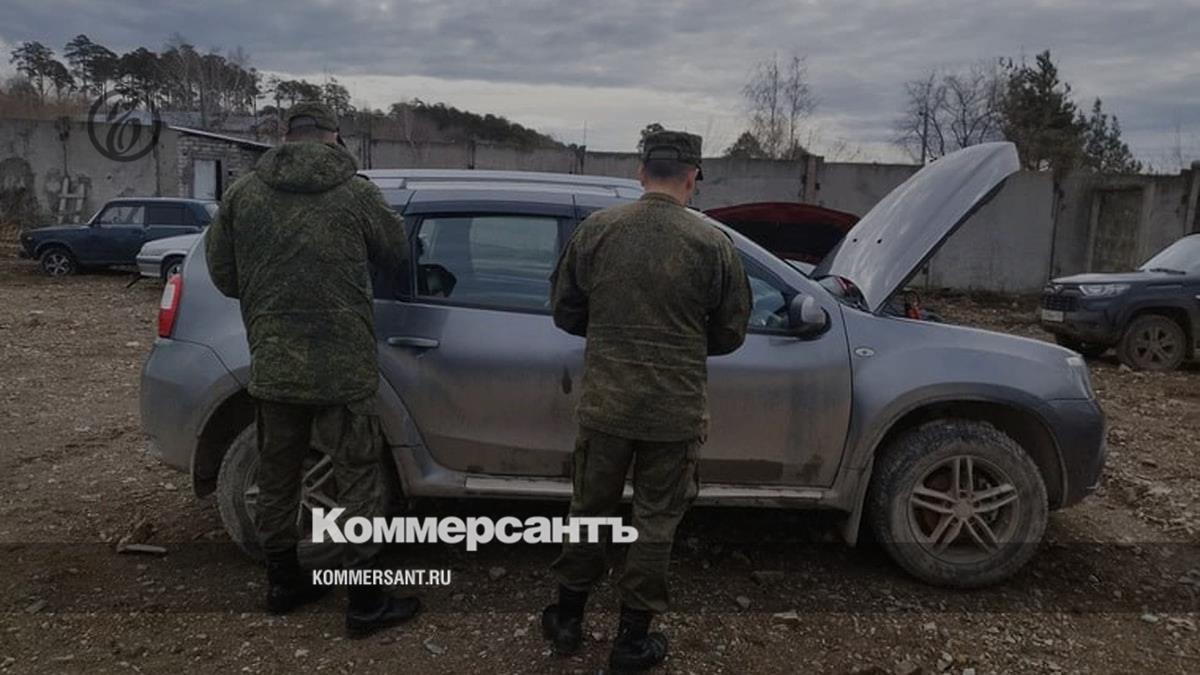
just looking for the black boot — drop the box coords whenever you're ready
[345,584,422,639]
[541,585,587,655]
[264,548,327,614]
[608,605,668,673]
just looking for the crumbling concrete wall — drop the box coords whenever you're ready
[0,117,176,227]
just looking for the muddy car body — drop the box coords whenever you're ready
[140,144,1105,587]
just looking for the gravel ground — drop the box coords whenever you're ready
[0,254,1198,674]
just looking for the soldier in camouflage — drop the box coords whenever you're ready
[206,101,422,638]
[541,130,752,671]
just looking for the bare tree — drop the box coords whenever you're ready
[742,51,816,159]
[895,61,1003,163]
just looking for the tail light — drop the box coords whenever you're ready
[158,274,183,338]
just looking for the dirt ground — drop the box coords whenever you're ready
[1,252,1198,674]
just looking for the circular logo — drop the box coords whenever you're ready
[87,92,162,162]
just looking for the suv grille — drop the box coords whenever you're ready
[1042,294,1078,311]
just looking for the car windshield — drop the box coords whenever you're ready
[1139,235,1200,273]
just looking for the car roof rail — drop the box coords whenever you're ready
[360,169,641,194]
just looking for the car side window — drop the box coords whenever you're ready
[414,214,560,311]
[145,205,187,225]
[743,256,791,331]
[95,204,144,228]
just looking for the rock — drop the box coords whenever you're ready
[294,648,309,658]
[750,570,784,586]
[1118,364,1133,373]
[922,621,937,632]
[117,543,168,556]
[124,341,141,348]
[423,638,446,656]
[962,669,976,675]
[488,566,507,581]
[734,595,751,610]
[896,659,922,675]
[1141,613,1160,624]
[0,656,15,670]
[771,610,801,625]
[24,599,46,614]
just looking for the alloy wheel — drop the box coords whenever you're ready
[907,455,1020,563]
[1129,324,1180,369]
[42,252,73,276]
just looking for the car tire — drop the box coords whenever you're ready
[867,419,1048,588]
[160,256,183,280]
[215,425,342,568]
[39,246,77,277]
[1117,314,1186,371]
[1053,335,1108,359]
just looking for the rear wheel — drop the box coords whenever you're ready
[1054,335,1108,359]
[215,426,342,568]
[867,420,1048,588]
[1118,314,1186,371]
[39,247,77,277]
[160,256,183,280]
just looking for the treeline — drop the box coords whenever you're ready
[4,34,563,148]
[893,50,1141,174]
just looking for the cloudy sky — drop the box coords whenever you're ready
[3,0,1199,168]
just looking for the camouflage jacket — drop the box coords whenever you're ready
[206,141,408,404]
[550,192,752,442]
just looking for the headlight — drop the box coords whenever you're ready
[1078,283,1129,297]
[1066,355,1095,399]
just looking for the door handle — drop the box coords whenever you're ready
[387,336,439,349]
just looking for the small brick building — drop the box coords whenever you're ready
[172,126,272,201]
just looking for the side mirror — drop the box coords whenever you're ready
[787,293,828,337]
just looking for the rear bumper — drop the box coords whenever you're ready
[140,338,238,473]
[1045,398,1107,508]
[136,255,161,279]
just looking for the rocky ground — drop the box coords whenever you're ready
[0,254,1197,674]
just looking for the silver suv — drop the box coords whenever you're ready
[140,143,1105,588]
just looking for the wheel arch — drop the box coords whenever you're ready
[840,396,1065,544]
[1121,305,1194,352]
[161,254,186,278]
[33,240,77,258]
[193,389,255,497]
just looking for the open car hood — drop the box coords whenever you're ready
[813,142,1019,312]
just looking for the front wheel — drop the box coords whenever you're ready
[1118,314,1186,371]
[867,420,1048,588]
[39,247,77,277]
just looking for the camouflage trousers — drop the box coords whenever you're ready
[254,397,384,569]
[551,426,701,614]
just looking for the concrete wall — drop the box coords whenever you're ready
[0,117,176,225]
[5,116,1198,292]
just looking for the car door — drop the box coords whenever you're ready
[144,203,195,243]
[373,195,583,477]
[704,252,853,487]
[89,202,145,264]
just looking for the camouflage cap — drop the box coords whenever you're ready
[285,101,338,133]
[641,130,703,179]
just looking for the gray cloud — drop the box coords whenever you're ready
[2,0,1198,163]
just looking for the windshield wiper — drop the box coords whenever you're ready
[1143,267,1186,275]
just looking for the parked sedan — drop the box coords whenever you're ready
[137,233,201,280]
[141,144,1105,588]
[19,197,216,276]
